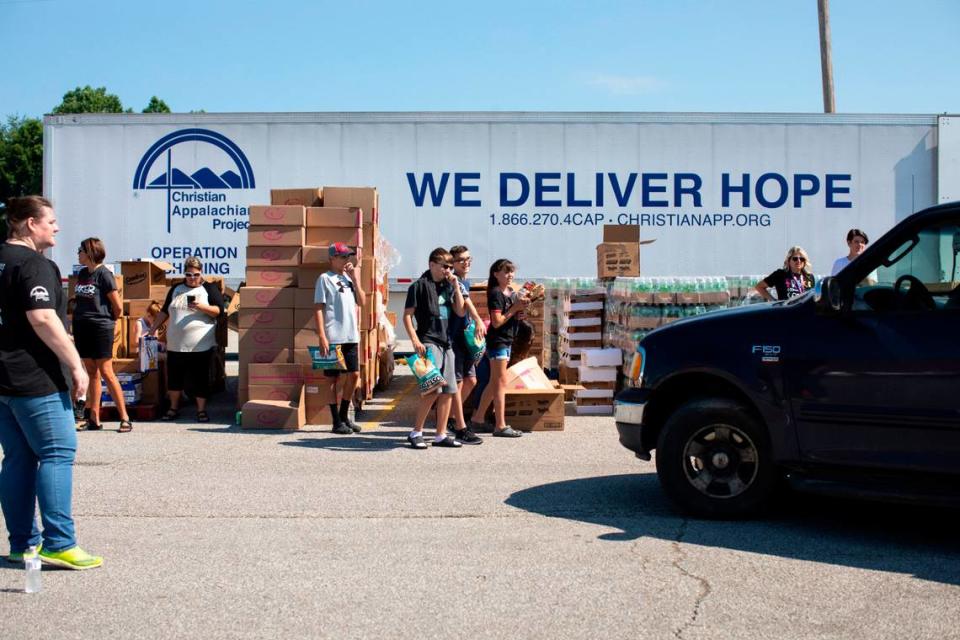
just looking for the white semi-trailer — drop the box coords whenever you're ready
[43,112,959,282]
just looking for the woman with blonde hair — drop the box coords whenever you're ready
[756,246,815,301]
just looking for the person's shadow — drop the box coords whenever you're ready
[506,473,960,586]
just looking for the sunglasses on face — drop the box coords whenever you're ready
[456,257,472,264]
[184,272,202,278]
[431,261,454,269]
[790,256,806,263]
[77,247,85,254]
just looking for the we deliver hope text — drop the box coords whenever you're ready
[406,171,852,209]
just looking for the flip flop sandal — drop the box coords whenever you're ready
[161,409,180,421]
[118,420,133,433]
[86,419,103,431]
[197,411,210,423]
[493,426,523,438]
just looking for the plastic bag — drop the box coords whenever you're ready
[407,349,445,395]
[307,345,347,370]
[463,320,486,364]
[139,336,159,372]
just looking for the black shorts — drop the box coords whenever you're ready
[167,349,215,398]
[74,319,115,360]
[452,341,477,382]
[323,342,360,377]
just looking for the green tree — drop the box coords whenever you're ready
[52,85,125,114]
[143,96,171,113]
[0,116,44,201]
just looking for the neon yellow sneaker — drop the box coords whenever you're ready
[7,543,42,563]
[39,546,103,570]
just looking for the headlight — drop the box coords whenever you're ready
[627,346,646,387]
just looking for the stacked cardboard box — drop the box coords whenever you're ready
[557,290,605,369]
[596,224,655,279]
[575,348,622,415]
[239,186,386,429]
[499,357,565,432]
[469,282,546,366]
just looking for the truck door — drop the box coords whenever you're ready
[790,220,960,473]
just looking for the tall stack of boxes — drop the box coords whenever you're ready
[557,286,605,375]
[239,186,385,430]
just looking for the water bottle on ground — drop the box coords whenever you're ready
[24,546,42,593]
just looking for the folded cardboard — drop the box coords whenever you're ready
[241,286,296,309]
[305,207,362,228]
[270,188,322,207]
[249,205,306,226]
[247,226,305,247]
[247,245,301,267]
[121,260,173,299]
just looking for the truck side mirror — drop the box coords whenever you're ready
[817,276,843,312]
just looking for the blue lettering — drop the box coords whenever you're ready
[608,173,637,207]
[535,173,561,207]
[793,174,820,207]
[825,173,852,208]
[642,173,669,207]
[595,173,605,207]
[673,173,702,207]
[722,173,750,207]
[755,173,788,208]
[566,173,592,207]
[454,173,481,207]
[500,173,529,207]
[406,172,450,206]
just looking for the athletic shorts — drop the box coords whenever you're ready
[452,341,477,382]
[425,343,457,394]
[322,342,360,377]
[73,319,115,360]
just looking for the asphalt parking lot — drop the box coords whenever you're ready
[1,367,958,640]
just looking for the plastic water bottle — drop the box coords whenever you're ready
[24,546,41,593]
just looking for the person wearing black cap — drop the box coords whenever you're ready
[314,242,366,434]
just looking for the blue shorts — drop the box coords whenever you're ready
[487,345,511,361]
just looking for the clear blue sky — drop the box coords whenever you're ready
[2,0,958,117]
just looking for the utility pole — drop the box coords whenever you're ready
[818,0,836,113]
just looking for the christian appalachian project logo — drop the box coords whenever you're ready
[132,128,255,233]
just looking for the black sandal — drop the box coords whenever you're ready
[86,418,103,431]
[196,411,210,423]
[118,420,133,433]
[161,409,179,421]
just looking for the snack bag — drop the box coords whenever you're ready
[407,350,445,394]
[521,281,545,302]
[139,336,159,372]
[463,320,486,364]
[308,345,347,370]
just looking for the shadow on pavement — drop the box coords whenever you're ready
[506,473,960,586]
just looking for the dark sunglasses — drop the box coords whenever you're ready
[77,247,85,254]
[790,256,806,263]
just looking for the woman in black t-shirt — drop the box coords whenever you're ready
[0,196,102,569]
[469,259,529,438]
[74,237,131,432]
[756,246,816,301]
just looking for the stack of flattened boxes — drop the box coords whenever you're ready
[321,186,382,401]
[239,188,314,428]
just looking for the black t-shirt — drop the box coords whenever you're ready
[73,266,117,326]
[0,243,69,396]
[404,278,454,348]
[763,268,815,300]
[485,286,519,349]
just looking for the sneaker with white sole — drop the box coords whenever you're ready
[39,546,103,570]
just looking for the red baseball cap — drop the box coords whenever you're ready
[328,242,355,257]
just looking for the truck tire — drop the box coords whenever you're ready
[655,398,776,518]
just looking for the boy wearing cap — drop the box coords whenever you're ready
[402,248,466,449]
[314,242,366,434]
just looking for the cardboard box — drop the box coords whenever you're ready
[239,308,295,329]
[603,224,641,243]
[113,358,140,374]
[321,187,378,224]
[247,245,301,267]
[295,288,318,309]
[247,226,304,247]
[245,268,298,288]
[112,319,126,358]
[249,205,305,226]
[248,384,303,402]
[241,388,305,430]
[239,348,292,370]
[300,245,334,266]
[503,357,553,390]
[304,227,362,248]
[125,299,158,318]
[294,308,317,331]
[294,328,318,350]
[579,366,619,383]
[239,328,294,353]
[303,370,334,425]
[247,363,304,385]
[297,267,329,289]
[124,317,140,354]
[148,285,169,302]
[305,207,362,228]
[121,260,173,299]
[581,348,624,368]
[597,243,640,278]
[241,286,295,309]
[502,389,564,432]
[270,188,322,207]
[292,347,315,366]
[363,223,379,257]
[140,370,163,406]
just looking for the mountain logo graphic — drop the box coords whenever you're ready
[132,128,255,232]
